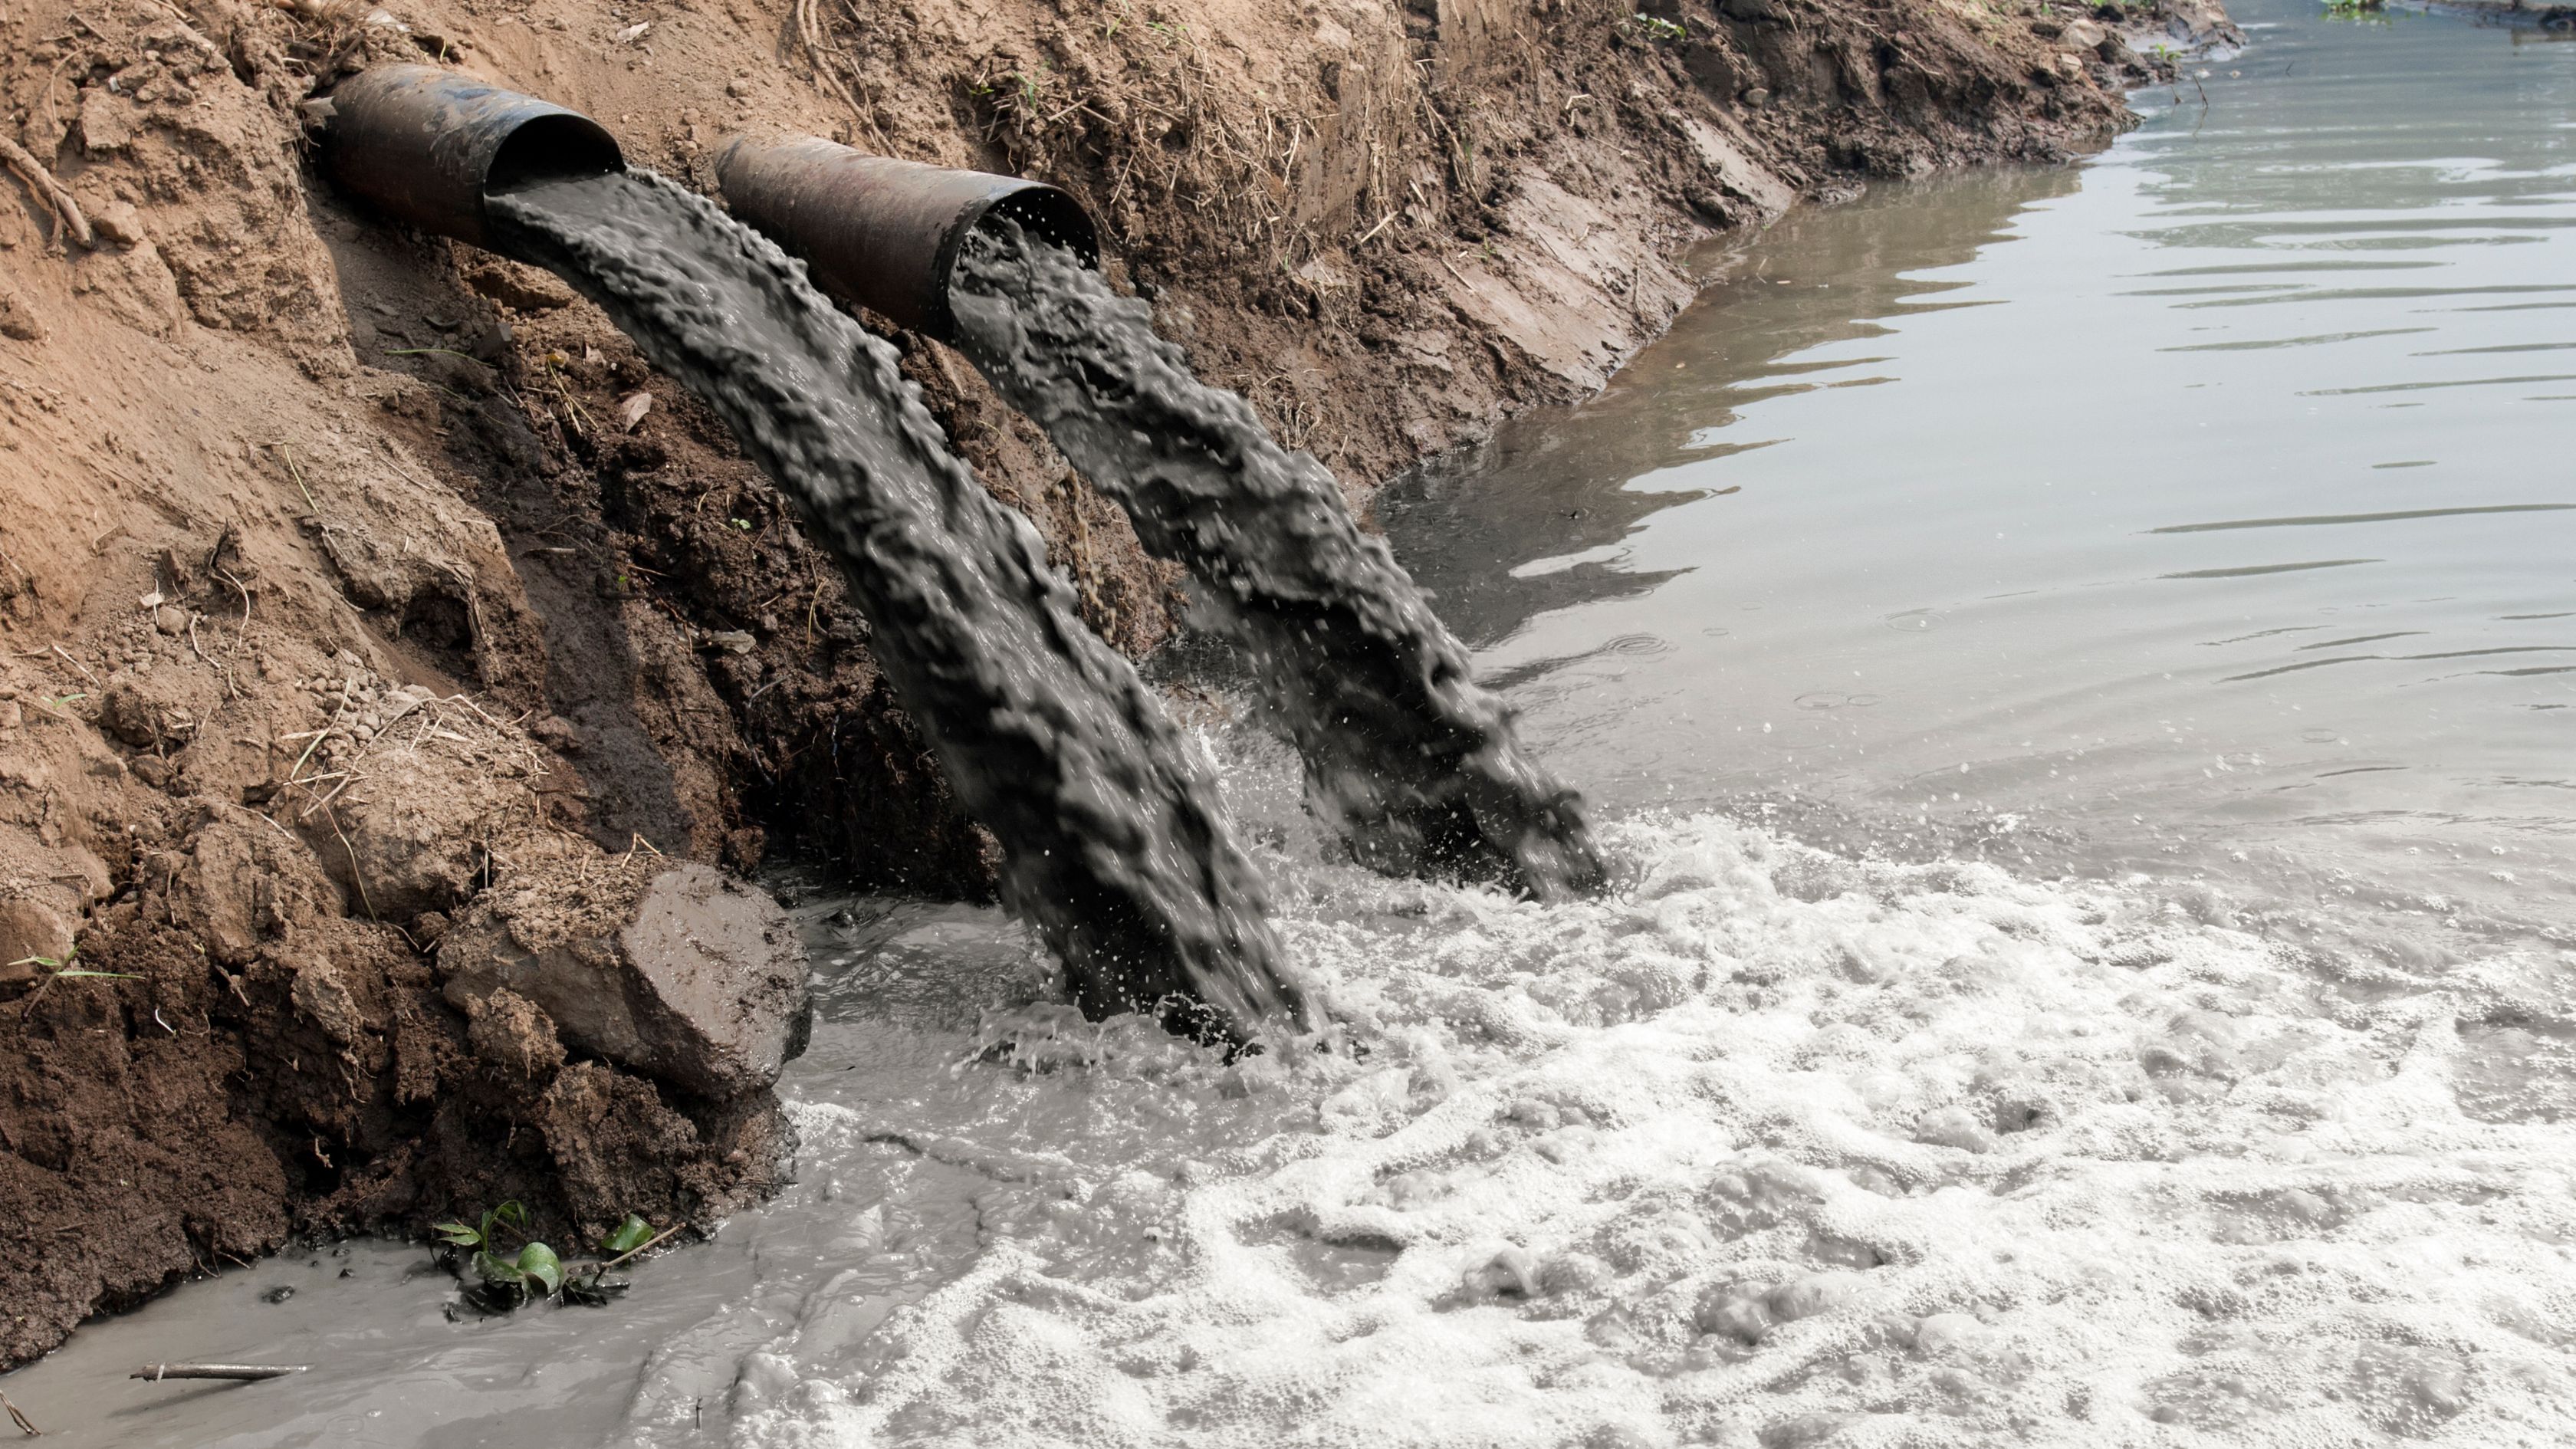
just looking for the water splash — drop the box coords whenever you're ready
[733,810,2576,1447]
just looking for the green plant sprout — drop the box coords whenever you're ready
[435,1201,562,1306]
[435,1205,664,1312]
[10,948,143,1020]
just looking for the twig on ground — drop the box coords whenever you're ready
[597,1220,685,1270]
[215,564,254,630]
[267,443,320,513]
[0,1385,39,1435]
[0,136,91,248]
[320,801,378,920]
[130,1363,308,1382]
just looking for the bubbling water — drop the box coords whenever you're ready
[734,810,2576,1447]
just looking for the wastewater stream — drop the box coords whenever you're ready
[9,0,2576,1442]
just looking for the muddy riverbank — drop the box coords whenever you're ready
[0,0,2229,1366]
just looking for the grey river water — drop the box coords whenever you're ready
[9,2,2576,1444]
[1386,2,2576,937]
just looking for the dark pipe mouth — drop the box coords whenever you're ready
[969,186,1100,270]
[935,186,1103,337]
[318,65,623,248]
[485,111,626,197]
[714,136,1102,340]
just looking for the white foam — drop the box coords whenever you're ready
[737,813,2576,1447]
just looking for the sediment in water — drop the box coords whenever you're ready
[951,226,1606,898]
[487,170,1303,1037]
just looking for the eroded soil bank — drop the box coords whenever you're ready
[0,0,2230,1366]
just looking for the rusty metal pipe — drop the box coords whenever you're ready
[715,136,1099,340]
[318,65,623,248]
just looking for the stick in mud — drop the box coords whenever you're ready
[0,1386,38,1436]
[484,169,1306,1038]
[0,136,92,250]
[130,1363,309,1382]
[950,223,1607,899]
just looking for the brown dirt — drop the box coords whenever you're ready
[0,0,2231,1369]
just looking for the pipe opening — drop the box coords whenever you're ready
[485,113,625,198]
[971,187,1099,271]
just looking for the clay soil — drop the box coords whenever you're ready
[1,0,2229,1368]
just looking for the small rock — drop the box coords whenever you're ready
[0,279,45,341]
[91,200,146,248]
[2059,16,2108,48]
[154,606,188,635]
[261,1285,295,1304]
[1740,86,1772,108]
[440,863,812,1098]
[705,629,757,656]
[79,89,139,155]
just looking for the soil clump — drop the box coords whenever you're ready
[0,0,2233,1368]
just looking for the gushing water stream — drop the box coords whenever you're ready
[949,225,1603,898]
[485,169,1303,1037]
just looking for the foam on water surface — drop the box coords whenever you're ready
[730,809,2576,1448]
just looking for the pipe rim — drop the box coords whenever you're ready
[485,111,626,198]
[933,185,1100,336]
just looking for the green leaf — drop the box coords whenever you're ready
[52,968,141,980]
[493,1201,529,1229]
[472,1248,522,1286]
[514,1242,563,1296]
[433,1223,482,1247]
[599,1214,652,1256]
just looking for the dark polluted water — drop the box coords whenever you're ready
[486,169,1303,1037]
[949,225,1605,899]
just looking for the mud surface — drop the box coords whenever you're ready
[0,0,2229,1372]
[954,225,1602,895]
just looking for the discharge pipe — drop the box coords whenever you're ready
[714,136,1099,340]
[317,64,623,247]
